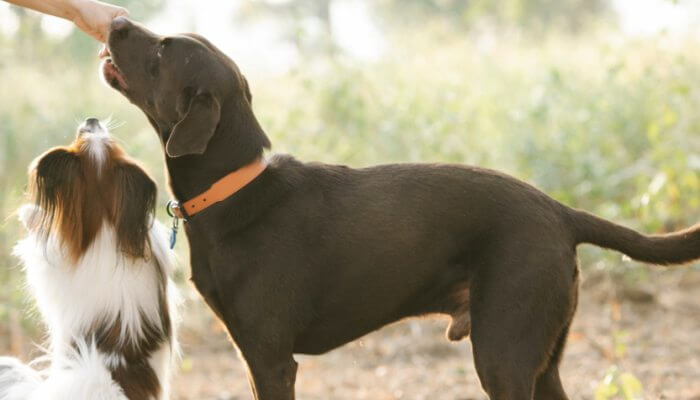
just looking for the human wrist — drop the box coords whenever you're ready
[60,0,86,21]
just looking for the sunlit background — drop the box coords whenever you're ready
[1,1,699,399]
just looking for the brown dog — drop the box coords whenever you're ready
[103,17,700,400]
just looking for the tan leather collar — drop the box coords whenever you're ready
[170,158,267,219]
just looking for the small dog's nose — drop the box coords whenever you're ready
[111,16,131,32]
[85,117,100,127]
[80,117,102,133]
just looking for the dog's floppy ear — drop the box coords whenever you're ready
[166,88,221,158]
[112,162,157,258]
[30,148,100,261]
[17,204,42,232]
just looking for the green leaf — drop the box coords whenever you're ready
[619,373,644,399]
[595,381,619,400]
[595,367,620,400]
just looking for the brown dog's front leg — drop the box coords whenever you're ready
[244,355,297,400]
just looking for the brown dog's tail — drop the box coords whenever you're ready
[568,209,700,265]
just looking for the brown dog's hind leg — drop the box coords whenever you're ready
[469,250,577,400]
[533,346,570,400]
[533,288,577,400]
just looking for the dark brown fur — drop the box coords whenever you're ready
[105,17,700,400]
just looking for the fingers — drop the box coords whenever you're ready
[98,45,110,58]
[94,3,130,56]
[71,1,131,44]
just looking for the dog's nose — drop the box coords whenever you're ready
[79,117,102,134]
[85,117,100,127]
[111,16,131,32]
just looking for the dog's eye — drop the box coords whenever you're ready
[149,44,165,77]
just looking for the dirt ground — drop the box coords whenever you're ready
[170,267,700,400]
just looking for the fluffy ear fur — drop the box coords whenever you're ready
[17,204,42,232]
[111,162,157,259]
[30,148,103,262]
[166,88,221,158]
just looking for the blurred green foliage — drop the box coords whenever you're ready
[375,0,609,32]
[260,32,699,233]
[0,1,698,351]
[593,332,644,400]
[238,0,610,57]
[595,365,644,400]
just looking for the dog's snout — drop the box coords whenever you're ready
[85,117,100,127]
[79,117,104,134]
[109,16,132,40]
[111,16,131,32]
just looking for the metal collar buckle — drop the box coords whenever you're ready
[165,200,184,249]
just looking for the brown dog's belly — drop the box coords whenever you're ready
[292,279,472,355]
[293,312,471,355]
[293,320,398,355]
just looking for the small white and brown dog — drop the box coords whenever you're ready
[0,118,179,400]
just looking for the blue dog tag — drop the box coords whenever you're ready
[169,217,179,249]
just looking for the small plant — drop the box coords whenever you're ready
[595,366,644,400]
[594,330,644,400]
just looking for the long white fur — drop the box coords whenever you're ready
[27,341,128,400]
[1,205,179,400]
[0,356,41,400]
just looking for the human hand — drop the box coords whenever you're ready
[68,0,128,43]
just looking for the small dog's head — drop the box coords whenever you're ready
[102,17,269,159]
[25,118,156,262]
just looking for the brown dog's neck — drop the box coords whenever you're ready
[181,154,299,236]
[165,99,271,202]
